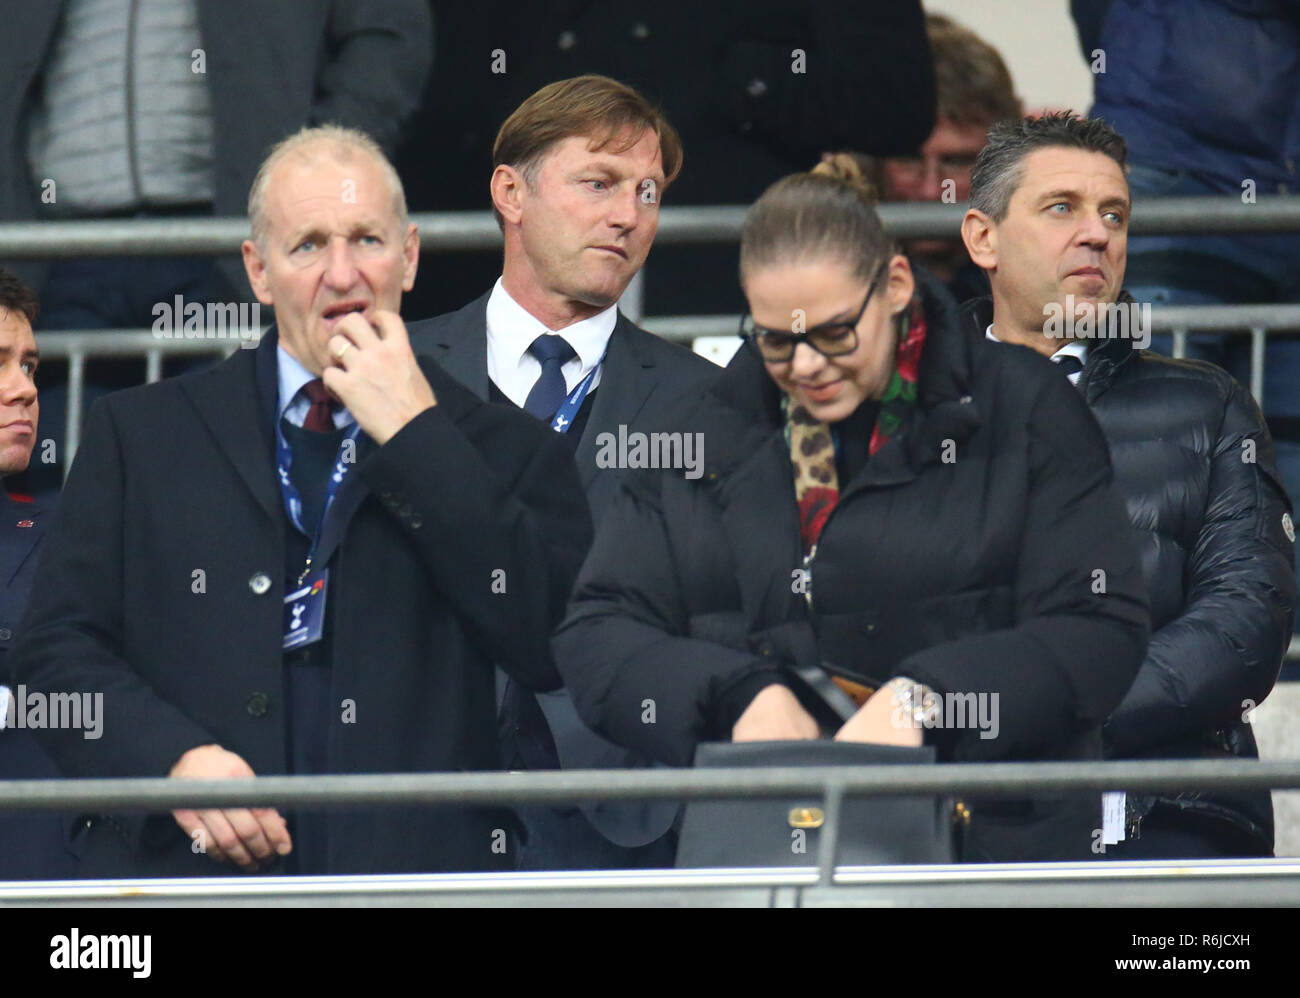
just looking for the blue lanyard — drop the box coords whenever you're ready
[275,415,362,580]
[548,359,602,433]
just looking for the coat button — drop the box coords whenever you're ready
[0,628,11,641]
[249,572,272,595]
[246,692,269,717]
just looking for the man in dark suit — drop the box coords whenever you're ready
[0,267,73,879]
[408,75,720,870]
[9,127,591,877]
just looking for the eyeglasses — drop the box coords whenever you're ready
[740,265,885,363]
[886,153,979,179]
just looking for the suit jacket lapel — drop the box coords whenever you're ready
[310,433,374,568]
[575,313,659,491]
[0,495,45,587]
[313,355,479,565]
[422,292,490,399]
[180,332,282,524]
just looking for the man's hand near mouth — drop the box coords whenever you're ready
[322,309,438,445]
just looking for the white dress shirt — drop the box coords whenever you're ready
[485,277,616,408]
[985,324,1088,385]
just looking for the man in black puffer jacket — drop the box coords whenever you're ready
[960,113,1296,857]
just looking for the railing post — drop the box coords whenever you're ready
[65,349,84,477]
[816,782,845,886]
[620,268,645,324]
[1250,327,1267,407]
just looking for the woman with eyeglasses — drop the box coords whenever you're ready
[554,157,1149,862]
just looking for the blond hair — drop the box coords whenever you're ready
[740,154,893,283]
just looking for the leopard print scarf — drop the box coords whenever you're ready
[784,297,928,555]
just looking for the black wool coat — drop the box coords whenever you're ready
[408,294,721,850]
[9,327,592,876]
[555,276,1151,863]
[964,296,1296,852]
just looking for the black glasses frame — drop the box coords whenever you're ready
[740,264,887,363]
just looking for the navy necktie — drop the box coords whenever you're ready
[1053,354,1084,377]
[523,334,577,422]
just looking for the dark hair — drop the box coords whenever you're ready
[969,113,1128,222]
[0,267,38,326]
[740,154,894,283]
[927,13,1020,129]
[492,74,683,226]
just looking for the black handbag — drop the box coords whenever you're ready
[675,666,961,868]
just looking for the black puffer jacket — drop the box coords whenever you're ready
[963,297,1296,852]
[556,274,1150,863]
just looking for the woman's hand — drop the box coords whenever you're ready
[834,685,924,747]
[733,684,821,742]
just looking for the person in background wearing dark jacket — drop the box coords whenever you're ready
[555,156,1149,864]
[0,267,72,879]
[874,13,1020,304]
[960,113,1295,857]
[409,75,719,871]
[397,0,936,320]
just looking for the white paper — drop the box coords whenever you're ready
[1102,790,1126,845]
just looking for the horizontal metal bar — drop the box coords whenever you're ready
[30,330,252,357]
[2,197,1299,258]
[28,304,1300,357]
[3,759,1299,814]
[644,305,1300,343]
[1145,304,1300,332]
[4,859,1299,908]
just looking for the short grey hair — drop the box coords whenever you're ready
[247,125,408,247]
[969,113,1128,222]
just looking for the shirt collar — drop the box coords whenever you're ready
[985,324,1089,366]
[277,344,317,420]
[486,276,617,371]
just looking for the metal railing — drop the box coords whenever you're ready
[4,196,1300,257]
[36,305,1300,468]
[8,197,1300,463]
[4,759,1300,906]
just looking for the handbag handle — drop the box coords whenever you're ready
[789,661,862,725]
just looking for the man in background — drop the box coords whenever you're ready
[876,13,1020,302]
